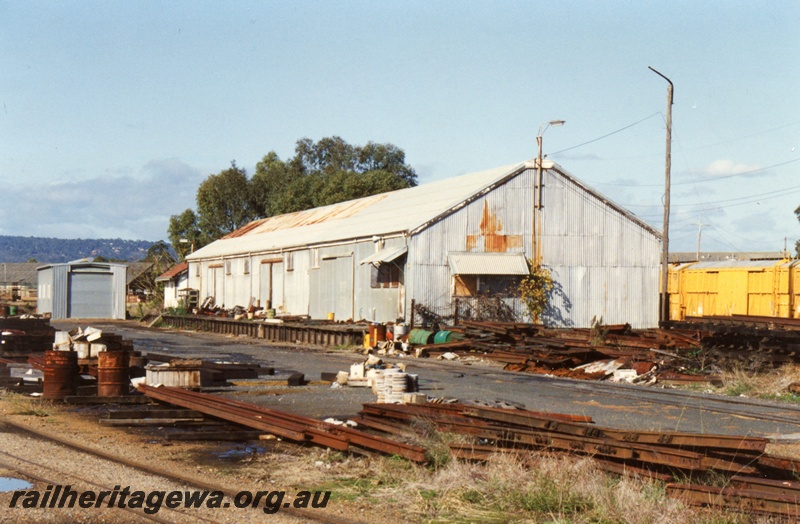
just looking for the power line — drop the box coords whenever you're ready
[622,183,800,208]
[549,112,662,156]
[587,157,800,187]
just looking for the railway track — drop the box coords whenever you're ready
[0,418,362,524]
[407,356,800,430]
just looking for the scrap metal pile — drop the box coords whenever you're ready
[673,315,800,371]
[412,320,704,383]
[0,317,56,357]
[407,316,800,381]
[358,401,800,519]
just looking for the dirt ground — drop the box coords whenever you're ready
[6,320,800,522]
[0,392,414,523]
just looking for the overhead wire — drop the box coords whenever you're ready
[548,112,661,156]
[545,111,799,251]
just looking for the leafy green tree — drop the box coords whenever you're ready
[168,137,417,246]
[196,161,259,239]
[250,136,417,216]
[136,241,177,305]
[250,151,310,217]
[168,209,203,261]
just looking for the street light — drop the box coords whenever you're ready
[649,66,673,326]
[534,119,565,266]
[179,238,195,256]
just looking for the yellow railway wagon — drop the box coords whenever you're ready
[668,259,800,320]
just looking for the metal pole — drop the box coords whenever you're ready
[649,66,673,325]
[695,219,704,262]
[534,120,564,267]
[536,135,544,266]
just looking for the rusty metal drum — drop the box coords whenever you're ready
[97,351,130,397]
[43,350,79,400]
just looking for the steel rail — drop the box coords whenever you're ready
[361,404,758,474]
[0,418,366,524]
[363,402,769,452]
[139,385,428,462]
[666,483,800,518]
[456,405,769,452]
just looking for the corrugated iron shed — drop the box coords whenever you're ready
[185,160,662,328]
[188,161,657,261]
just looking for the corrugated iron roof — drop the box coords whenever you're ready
[359,245,408,266]
[0,263,40,285]
[188,161,658,260]
[448,252,529,275]
[155,262,189,282]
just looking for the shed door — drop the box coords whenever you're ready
[309,254,353,320]
[259,262,284,310]
[207,267,224,305]
[68,271,113,318]
[331,255,354,320]
[259,263,273,309]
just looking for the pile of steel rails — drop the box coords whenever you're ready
[414,320,703,381]
[358,402,800,519]
[672,315,800,369]
[138,384,427,462]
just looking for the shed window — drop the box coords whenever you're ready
[370,262,403,289]
[243,259,250,275]
[225,260,232,275]
[453,275,521,297]
[285,252,294,271]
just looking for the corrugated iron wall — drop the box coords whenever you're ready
[408,169,533,322]
[541,169,660,328]
[36,267,55,317]
[408,168,660,328]
[190,239,406,321]
[111,264,127,320]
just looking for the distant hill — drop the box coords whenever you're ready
[0,235,157,263]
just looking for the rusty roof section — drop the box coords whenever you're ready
[155,262,188,282]
[222,193,390,239]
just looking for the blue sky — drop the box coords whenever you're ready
[1,1,798,254]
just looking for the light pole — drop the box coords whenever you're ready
[649,66,673,325]
[535,119,565,266]
[179,238,195,258]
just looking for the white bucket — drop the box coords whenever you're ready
[393,324,408,338]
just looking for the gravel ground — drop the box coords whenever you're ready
[0,394,361,524]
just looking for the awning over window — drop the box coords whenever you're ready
[359,245,408,266]
[448,253,529,275]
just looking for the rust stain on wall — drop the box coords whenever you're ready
[466,202,522,252]
[479,201,502,235]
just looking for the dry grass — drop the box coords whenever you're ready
[0,391,52,417]
[714,364,800,401]
[270,443,777,524]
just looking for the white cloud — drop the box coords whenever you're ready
[0,158,204,240]
[702,159,765,178]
